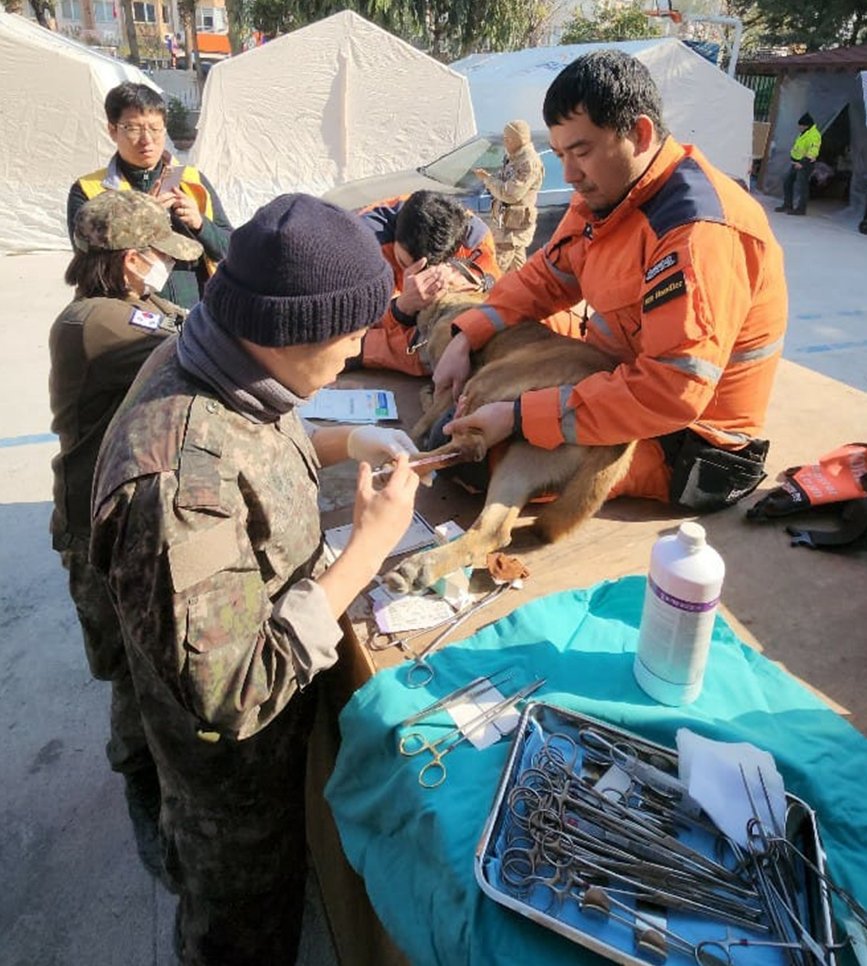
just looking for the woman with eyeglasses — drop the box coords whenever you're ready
[50,189,203,884]
[66,81,231,308]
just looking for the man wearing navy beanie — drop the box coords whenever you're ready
[91,195,421,964]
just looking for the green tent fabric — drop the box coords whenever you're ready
[325,576,867,965]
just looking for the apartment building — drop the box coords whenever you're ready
[35,0,229,65]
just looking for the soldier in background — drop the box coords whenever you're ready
[474,119,545,272]
[49,190,202,881]
[90,194,420,965]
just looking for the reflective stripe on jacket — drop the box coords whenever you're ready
[358,195,500,375]
[454,138,788,452]
[791,125,821,162]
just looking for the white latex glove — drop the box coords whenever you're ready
[347,426,419,465]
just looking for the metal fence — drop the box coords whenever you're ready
[735,72,777,121]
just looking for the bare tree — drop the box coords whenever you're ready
[29,0,57,28]
[178,0,205,83]
[224,0,247,54]
[119,0,141,64]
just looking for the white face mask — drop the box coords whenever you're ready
[135,252,173,293]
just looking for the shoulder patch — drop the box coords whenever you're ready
[129,308,162,331]
[645,252,678,283]
[639,158,725,239]
[167,516,239,592]
[643,270,686,313]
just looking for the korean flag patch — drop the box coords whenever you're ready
[129,308,162,331]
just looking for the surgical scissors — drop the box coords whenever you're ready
[694,931,837,965]
[398,678,545,787]
[577,726,687,804]
[404,581,517,688]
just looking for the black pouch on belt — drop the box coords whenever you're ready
[660,429,769,512]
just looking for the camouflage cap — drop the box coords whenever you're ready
[73,190,203,262]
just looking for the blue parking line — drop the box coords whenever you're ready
[796,338,867,355]
[0,433,57,449]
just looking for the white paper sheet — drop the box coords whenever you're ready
[368,584,456,634]
[448,683,520,750]
[300,388,398,423]
[325,511,436,563]
[677,728,786,847]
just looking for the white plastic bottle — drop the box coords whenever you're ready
[633,522,725,706]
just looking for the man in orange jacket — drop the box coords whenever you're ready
[433,50,788,511]
[356,191,500,376]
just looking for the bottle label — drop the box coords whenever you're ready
[648,576,720,613]
[636,576,719,688]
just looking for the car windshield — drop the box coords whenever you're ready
[421,137,504,191]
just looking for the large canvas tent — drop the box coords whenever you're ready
[191,11,476,226]
[0,11,162,253]
[451,39,753,184]
[742,46,867,222]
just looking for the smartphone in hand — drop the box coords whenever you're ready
[160,166,184,193]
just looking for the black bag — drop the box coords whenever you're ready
[661,430,769,512]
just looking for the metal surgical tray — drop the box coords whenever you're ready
[474,702,837,965]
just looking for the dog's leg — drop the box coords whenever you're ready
[533,442,635,542]
[410,384,454,445]
[384,442,555,594]
[384,498,524,594]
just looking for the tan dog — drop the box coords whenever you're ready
[386,301,637,595]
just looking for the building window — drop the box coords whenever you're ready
[133,1,156,22]
[162,5,169,21]
[60,0,81,19]
[196,7,226,31]
[93,0,114,21]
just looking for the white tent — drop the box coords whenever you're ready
[451,39,753,184]
[0,11,162,253]
[191,11,476,226]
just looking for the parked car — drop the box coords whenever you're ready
[322,132,573,254]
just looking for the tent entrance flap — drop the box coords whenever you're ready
[814,104,852,202]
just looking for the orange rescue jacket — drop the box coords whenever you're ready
[454,138,788,452]
[359,195,500,376]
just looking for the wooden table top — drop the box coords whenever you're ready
[318,360,867,733]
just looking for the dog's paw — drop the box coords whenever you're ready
[452,431,488,463]
[383,552,439,595]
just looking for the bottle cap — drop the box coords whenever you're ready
[678,521,706,548]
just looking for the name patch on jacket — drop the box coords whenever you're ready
[643,270,686,313]
[644,252,678,282]
[129,308,162,331]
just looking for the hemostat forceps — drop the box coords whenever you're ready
[404,582,516,689]
[398,669,514,729]
[399,678,545,788]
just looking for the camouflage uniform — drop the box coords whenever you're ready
[50,292,184,774]
[52,189,202,878]
[91,338,342,965]
[481,141,545,273]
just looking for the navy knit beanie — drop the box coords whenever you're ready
[203,194,393,347]
[798,112,814,127]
